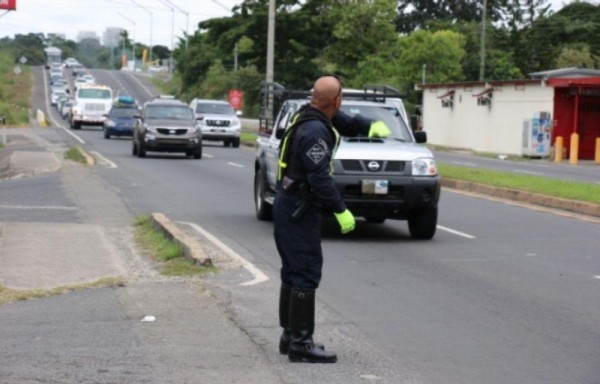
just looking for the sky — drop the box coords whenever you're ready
[0,0,578,49]
[0,0,242,48]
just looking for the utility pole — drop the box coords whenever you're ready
[266,0,275,121]
[479,0,488,82]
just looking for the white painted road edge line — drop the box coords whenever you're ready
[512,169,544,176]
[89,151,118,168]
[437,225,476,239]
[42,68,85,144]
[0,204,77,210]
[451,161,477,167]
[228,162,244,168]
[180,221,270,286]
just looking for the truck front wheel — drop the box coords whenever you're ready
[254,168,273,221]
[408,207,437,240]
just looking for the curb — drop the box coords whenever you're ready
[441,178,600,218]
[150,213,213,266]
[76,146,96,166]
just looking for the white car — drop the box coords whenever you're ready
[189,99,242,148]
[82,74,95,84]
[51,89,67,106]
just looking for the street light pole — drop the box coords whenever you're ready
[158,0,175,77]
[163,0,189,50]
[130,0,153,64]
[265,0,275,121]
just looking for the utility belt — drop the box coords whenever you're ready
[281,176,314,219]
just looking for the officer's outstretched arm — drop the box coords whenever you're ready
[332,110,371,137]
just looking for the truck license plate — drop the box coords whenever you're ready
[361,180,389,195]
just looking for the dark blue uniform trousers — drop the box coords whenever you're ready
[273,189,323,290]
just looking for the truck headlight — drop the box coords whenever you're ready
[412,158,438,176]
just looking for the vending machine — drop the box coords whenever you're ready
[522,112,552,157]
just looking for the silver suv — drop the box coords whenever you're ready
[189,99,242,148]
[133,97,203,159]
[255,85,440,239]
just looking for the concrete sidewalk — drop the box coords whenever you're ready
[0,127,286,384]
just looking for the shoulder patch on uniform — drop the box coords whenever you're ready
[306,142,327,165]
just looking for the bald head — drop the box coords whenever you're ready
[310,75,342,117]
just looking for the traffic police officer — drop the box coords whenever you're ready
[274,75,391,363]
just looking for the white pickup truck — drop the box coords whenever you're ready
[70,84,113,130]
[254,84,441,239]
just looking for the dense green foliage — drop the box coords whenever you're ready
[1,0,598,117]
[0,48,31,125]
[171,0,600,116]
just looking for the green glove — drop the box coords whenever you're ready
[334,209,356,234]
[368,120,391,138]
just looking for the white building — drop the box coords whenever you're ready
[76,31,99,43]
[416,68,600,160]
[103,27,126,47]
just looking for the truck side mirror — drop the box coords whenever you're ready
[414,131,427,144]
[275,127,286,139]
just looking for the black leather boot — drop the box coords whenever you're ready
[288,288,337,363]
[279,284,324,355]
[278,284,292,354]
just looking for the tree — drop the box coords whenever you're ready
[323,0,398,82]
[554,44,596,69]
[397,29,467,86]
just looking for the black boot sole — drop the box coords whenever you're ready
[288,354,337,363]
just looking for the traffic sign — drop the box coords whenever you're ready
[228,89,243,110]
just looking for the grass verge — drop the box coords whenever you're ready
[0,277,126,305]
[64,146,87,164]
[438,163,600,205]
[241,131,256,145]
[133,215,216,277]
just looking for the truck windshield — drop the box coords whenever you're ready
[146,106,193,120]
[340,104,412,141]
[195,103,234,115]
[78,89,112,99]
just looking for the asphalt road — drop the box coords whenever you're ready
[20,66,600,383]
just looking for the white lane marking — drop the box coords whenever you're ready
[42,69,85,144]
[123,72,155,98]
[228,162,244,168]
[512,169,544,176]
[0,204,77,210]
[451,161,477,167]
[203,154,214,159]
[437,225,476,239]
[595,276,600,280]
[89,151,118,168]
[181,221,270,286]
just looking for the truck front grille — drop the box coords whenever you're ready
[157,128,188,135]
[84,103,105,111]
[206,120,230,127]
[340,160,406,173]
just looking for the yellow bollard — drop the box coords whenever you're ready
[595,138,600,164]
[554,136,563,162]
[569,133,579,165]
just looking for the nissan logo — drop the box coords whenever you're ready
[367,161,381,171]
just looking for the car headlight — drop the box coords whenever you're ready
[145,125,157,133]
[412,158,438,176]
[105,120,116,127]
